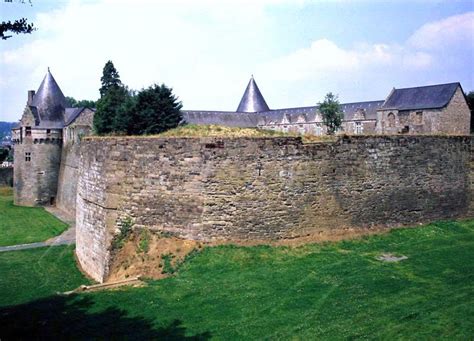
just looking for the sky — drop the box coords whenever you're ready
[0,0,473,122]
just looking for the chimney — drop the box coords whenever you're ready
[27,90,35,105]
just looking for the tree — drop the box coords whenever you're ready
[94,60,128,134]
[466,91,474,133]
[319,92,343,135]
[0,148,8,162]
[130,84,183,135]
[99,61,122,96]
[1,1,35,40]
[94,85,131,135]
[66,96,96,108]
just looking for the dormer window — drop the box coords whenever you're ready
[46,129,51,135]
[25,126,31,137]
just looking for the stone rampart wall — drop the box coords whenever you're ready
[56,143,81,215]
[0,167,13,187]
[76,135,472,282]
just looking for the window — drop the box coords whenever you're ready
[387,113,396,128]
[415,111,423,124]
[46,129,51,135]
[25,152,31,162]
[355,122,363,134]
[316,124,322,136]
[25,126,31,137]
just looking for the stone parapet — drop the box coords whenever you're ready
[76,135,472,282]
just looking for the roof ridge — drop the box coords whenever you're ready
[393,82,459,91]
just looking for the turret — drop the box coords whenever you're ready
[13,68,65,206]
[236,75,270,113]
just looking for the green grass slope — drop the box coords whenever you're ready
[0,220,473,339]
[0,187,68,246]
[0,245,89,307]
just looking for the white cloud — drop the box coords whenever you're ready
[0,3,472,122]
[408,11,474,50]
[260,39,432,82]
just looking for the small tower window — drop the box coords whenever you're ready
[25,126,32,137]
[415,111,423,124]
[387,113,396,128]
[25,152,31,162]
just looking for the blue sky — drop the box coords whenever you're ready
[1,0,473,121]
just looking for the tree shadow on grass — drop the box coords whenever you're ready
[0,294,211,340]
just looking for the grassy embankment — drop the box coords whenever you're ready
[89,124,338,142]
[0,218,473,339]
[0,187,68,246]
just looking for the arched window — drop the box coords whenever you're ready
[387,113,395,128]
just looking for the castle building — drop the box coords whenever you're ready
[12,70,470,209]
[182,76,470,136]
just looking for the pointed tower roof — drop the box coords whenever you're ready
[236,76,270,113]
[31,68,67,123]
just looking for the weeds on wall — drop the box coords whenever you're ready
[160,253,175,274]
[137,229,150,253]
[111,216,133,251]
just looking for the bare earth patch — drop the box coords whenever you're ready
[107,231,202,282]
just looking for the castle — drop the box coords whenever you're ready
[12,69,470,210]
[10,70,473,282]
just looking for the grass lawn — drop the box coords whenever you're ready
[0,220,473,339]
[0,245,89,307]
[0,187,68,246]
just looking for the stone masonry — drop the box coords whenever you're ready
[76,135,472,282]
[376,87,470,135]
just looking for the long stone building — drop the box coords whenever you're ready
[183,76,470,136]
[12,70,471,211]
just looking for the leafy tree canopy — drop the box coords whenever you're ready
[466,91,474,133]
[131,84,183,135]
[1,1,35,40]
[66,97,97,108]
[93,61,183,136]
[99,61,121,97]
[466,91,474,110]
[319,92,343,135]
[93,85,132,135]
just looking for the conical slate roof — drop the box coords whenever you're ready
[31,68,67,123]
[236,76,270,113]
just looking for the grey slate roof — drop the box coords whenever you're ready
[236,76,270,113]
[64,107,96,126]
[183,100,384,127]
[31,69,68,124]
[381,82,460,110]
[340,100,384,120]
[182,111,259,128]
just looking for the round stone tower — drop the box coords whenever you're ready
[12,69,67,206]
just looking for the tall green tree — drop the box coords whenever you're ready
[130,84,183,135]
[94,85,131,135]
[99,60,121,96]
[319,92,343,135]
[94,60,128,134]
